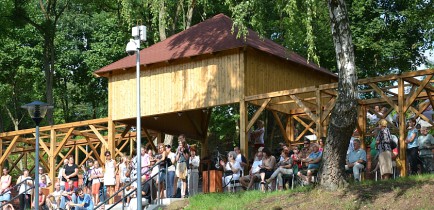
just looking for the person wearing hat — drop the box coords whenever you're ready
[376,119,393,179]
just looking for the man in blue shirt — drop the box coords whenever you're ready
[68,188,94,210]
[297,143,322,185]
[345,139,367,181]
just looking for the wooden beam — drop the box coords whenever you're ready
[0,118,109,138]
[290,95,318,123]
[89,125,109,149]
[315,90,322,139]
[0,136,20,164]
[370,83,398,111]
[240,100,248,161]
[404,75,433,112]
[321,97,336,123]
[293,116,315,134]
[54,128,74,157]
[271,111,289,143]
[403,77,434,92]
[398,78,407,176]
[245,86,318,101]
[295,121,315,141]
[246,98,271,131]
[142,128,157,152]
[84,137,103,167]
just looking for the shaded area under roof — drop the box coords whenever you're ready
[95,13,336,78]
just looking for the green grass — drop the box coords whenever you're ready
[181,174,434,210]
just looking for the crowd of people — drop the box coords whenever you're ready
[0,134,202,210]
[0,109,433,209]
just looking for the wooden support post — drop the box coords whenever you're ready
[108,119,116,158]
[240,100,248,161]
[49,129,56,192]
[316,89,322,139]
[286,115,294,143]
[271,111,289,143]
[398,78,407,176]
[357,105,367,149]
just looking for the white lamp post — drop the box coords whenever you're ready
[21,101,53,210]
[126,25,146,210]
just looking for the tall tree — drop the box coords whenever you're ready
[11,0,69,125]
[320,0,358,190]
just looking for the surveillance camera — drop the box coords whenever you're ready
[126,39,137,55]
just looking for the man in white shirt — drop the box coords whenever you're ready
[234,146,247,175]
[239,151,263,190]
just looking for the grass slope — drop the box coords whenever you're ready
[166,174,434,210]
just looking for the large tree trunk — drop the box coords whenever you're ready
[158,0,167,41]
[43,32,55,125]
[186,0,196,29]
[320,0,358,190]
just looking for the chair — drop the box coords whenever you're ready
[279,164,298,190]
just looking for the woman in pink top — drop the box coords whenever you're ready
[0,168,12,203]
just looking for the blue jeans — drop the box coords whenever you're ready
[166,171,175,198]
[60,194,76,209]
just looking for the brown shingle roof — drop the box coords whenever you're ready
[94,14,336,77]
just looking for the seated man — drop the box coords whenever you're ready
[68,188,93,210]
[299,139,313,169]
[297,143,322,185]
[46,182,63,210]
[60,179,78,209]
[239,151,263,190]
[345,139,367,181]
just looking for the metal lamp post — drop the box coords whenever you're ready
[21,101,53,210]
[126,25,146,210]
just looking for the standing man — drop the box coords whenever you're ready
[345,139,367,181]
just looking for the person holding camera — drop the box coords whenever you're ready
[175,135,190,198]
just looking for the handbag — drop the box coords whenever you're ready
[224,170,234,176]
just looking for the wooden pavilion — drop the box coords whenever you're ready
[0,14,433,193]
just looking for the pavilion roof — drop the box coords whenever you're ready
[94,13,336,78]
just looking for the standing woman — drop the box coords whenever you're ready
[118,154,130,189]
[220,151,241,193]
[418,126,434,173]
[405,118,419,175]
[91,160,103,204]
[62,155,79,189]
[259,148,276,192]
[81,159,94,194]
[58,159,69,190]
[175,135,190,198]
[188,147,200,197]
[17,169,33,210]
[0,168,12,204]
[376,119,393,179]
[103,151,116,204]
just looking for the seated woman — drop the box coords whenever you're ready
[32,187,47,210]
[266,149,293,190]
[219,151,241,192]
[297,143,322,185]
[259,148,276,192]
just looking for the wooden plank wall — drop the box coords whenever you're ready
[109,52,242,120]
[245,49,336,113]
